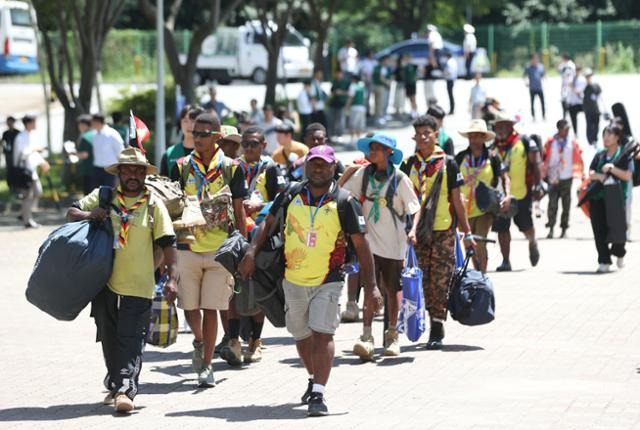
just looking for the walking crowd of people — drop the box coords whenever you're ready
[2,34,638,419]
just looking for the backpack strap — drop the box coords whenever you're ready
[360,164,404,226]
[98,186,113,213]
[179,155,191,189]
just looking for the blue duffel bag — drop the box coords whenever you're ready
[26,187,114,321]
[448,250,495,326]
[397,244,426,341]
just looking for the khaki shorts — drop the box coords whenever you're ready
[177,250,234,311]
[282,279,343,341]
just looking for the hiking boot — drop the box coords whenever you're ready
[529,243,540,267]
[560,228,567,239]
[617,257,625,269]
[597,264,612,273]
[496,260,512,272]
[383,329,400,356]
[243,338,263,363]
[425,321,444,350]
[103,392,114,405]
[301,378,314,404]
[353,335,375,361]
[197,363,215,388]
[192,340,205,373]
[307,392,329,417]
[340,301,359,322]
[215,334,230,355]
[221,338,242,366]
[546,228,554,239]
[114,394,134,413]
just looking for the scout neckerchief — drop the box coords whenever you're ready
[554,134,569,169]
[115,187,149,249]
[413,147,445,199]
[463,150,488,215]
[597,147,621,172]
[366,166,397,224]
[189,148,223,201]
[496,132,518,170]
[240,156,266,193]
[305,187,329,248]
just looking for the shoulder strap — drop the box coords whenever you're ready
[180,155,191,189]
[98,186,113,212]
[269,181,306,237]
[335,187,353,232]
[360,164,374,198]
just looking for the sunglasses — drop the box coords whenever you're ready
[241,140,262,148]
[192,130,221,138]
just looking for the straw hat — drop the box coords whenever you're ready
[458,119,496,141]
[105,147,158,175]
[464,24,475,33]
[493,112,517,125]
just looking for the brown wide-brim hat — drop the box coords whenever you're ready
[105,146,158,175]
[458,119,496,141]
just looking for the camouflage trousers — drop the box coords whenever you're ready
[414,229,456,321]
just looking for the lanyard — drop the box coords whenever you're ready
[307,188,328,230]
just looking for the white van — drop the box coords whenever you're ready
[192,21,314,85]
[0,0,38,74]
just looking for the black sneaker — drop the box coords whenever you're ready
[496,260,512,272]
[307,392,328,417]
[425,321,444,350]
[529,243,540,267]
[301,378,314,404]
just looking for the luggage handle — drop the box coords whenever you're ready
[405,243,418,269]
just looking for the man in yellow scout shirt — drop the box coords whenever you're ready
[68,147,178,413]
[238,145,382,417]
[456,119,511,273]
[402,115,476,350]
[491,113,542,272]
[176,112,247,387]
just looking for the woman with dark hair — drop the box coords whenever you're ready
[587,124,633,273]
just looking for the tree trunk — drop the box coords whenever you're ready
[265,49,280,106]
[62,107,81,142]
[313,27,327,73]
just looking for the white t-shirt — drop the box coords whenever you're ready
[13,130,44,179]
[445,57,458,80]
[470,84,486,106]
[428,31,443,50]
[259,117,283,155]
[567,75,586,106]
[547,138,575,183]
[463,34,477,54]
[358,58,377,81]
[338,46,359,74]
[343,166,420,260]
[297,88,313,115]
[92,125,124,167]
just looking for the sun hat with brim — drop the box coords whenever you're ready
[464,24,475,33]
[357,133,403,165]
[493,112,517,124]
[105,146,158,175]
[458,119,496,142]
[220,125,241,144]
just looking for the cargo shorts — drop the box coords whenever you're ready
[282,279,343,341]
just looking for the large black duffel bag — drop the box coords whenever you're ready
[26,187,114,321]
[448,250,495,326]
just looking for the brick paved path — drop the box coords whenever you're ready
[1,189,640,429]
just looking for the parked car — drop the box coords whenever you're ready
[374,38,490,77]
[188,21,314,85]
[0,0,38,75]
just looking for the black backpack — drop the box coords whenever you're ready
[448,251,496,326]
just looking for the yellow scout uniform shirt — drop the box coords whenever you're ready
[496,135,528,200]
[77,187,174,299]
[456,147,503,219]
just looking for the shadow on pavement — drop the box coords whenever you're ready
[377,356,415,366]
[139,379,194,395]
[0,403,142,420]
[280,355,362,368]
[261,336,295,346]
[559,271,601,275]
[165,403,308,421]
[144,350,191,363]
[401,344,484,353]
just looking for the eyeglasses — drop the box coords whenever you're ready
[241,140,262,148]
[192,131,221,138]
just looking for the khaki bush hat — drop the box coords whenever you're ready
[458,119,496,141]
[493,112,517,125]
[105,147,158,175]
[220,125,242,144]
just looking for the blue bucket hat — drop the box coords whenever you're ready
[357,133,403,165]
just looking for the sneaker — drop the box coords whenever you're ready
[301,378,314,404]
[215,334,230,355]
[340,301,359,322]
[597,264,611,273]
[192,339,205,373]
[243,338,263,363]
[617,257,625,269]
[353,334,375,361]
[383,329,400,356]
[546,228,554,239]
[529,243,540,267]
[560,228,567,239]
[24,219,40,229]
[221,338,242,366]
[114,394,134,413]
[307,392,328,417]
[496,261,512,272]
[197,363,215,388]
[103,392,114,405]
[425,321,444,350]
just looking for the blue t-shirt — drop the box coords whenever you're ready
[524,64,544,92]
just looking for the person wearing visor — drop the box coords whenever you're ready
[342,133,420,360]
[239,145,381,417]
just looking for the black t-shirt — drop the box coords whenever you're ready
[400,154,464,191]
[583,83,602,115]
[442,138,455,156]
[240,159,286,202]
[455,147,503,187]
[269,182,365,236]
[229,163,249,199]
[2,128,19,168]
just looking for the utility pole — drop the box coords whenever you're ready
[155,0,165,167]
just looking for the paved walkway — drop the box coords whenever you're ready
[1,187,640,429]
